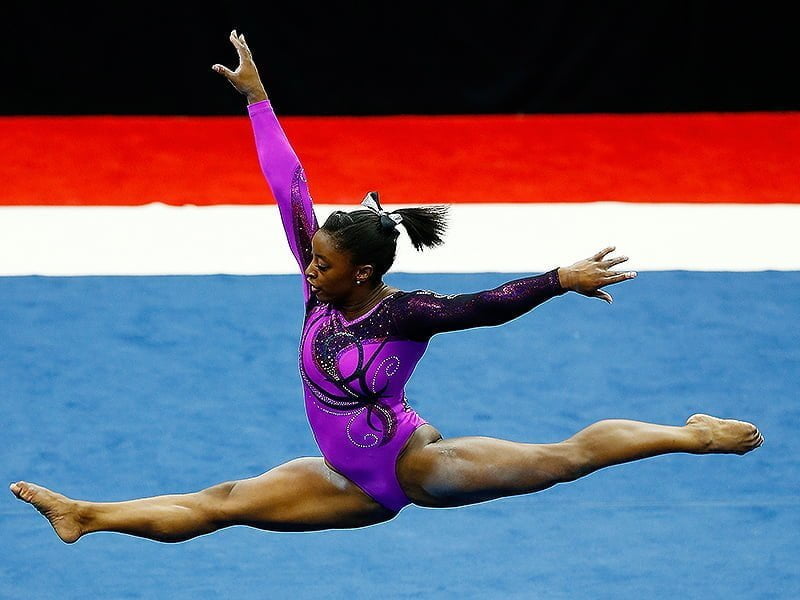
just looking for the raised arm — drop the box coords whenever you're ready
[392,247,637,341]
[246,102,319,302]
[213,30,319,303]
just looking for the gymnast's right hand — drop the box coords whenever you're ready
[212,30,268,104]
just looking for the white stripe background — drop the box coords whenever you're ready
[1,203,798,275]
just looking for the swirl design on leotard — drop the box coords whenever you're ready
[300,308,399,447]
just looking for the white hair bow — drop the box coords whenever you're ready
[361,192,403,226]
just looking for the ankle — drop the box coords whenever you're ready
[684,421,713,453]
[73,500,96,533]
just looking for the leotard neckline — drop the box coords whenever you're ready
[335,290,404,326]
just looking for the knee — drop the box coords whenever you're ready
[549,441,595,483]
[197,481,238,523]
[202,481,237,500]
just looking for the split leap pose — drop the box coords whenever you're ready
[10,31,762,543]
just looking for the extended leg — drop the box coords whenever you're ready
[398,414,763,508]
[9,457,396,544]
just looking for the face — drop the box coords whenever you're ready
[304,230,373,304]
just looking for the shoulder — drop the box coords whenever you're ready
[385,288,457,318]
[383,289,445,342]
[388,289,458,304]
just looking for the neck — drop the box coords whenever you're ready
[339,281,389,316]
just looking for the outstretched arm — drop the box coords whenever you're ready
[213,30,319,303]
[392,247,636,341]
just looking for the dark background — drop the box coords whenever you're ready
[3,2,798,115]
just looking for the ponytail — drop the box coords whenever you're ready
[393,205,449,251]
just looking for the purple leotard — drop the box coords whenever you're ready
[249,100,566,512]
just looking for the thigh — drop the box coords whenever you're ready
[398,435,580,508]
[220,457,397,532]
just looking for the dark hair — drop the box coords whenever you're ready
[321,204,449,282]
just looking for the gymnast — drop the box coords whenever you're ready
[10,31,763,543]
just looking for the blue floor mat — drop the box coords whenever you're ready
[2,272,798,599]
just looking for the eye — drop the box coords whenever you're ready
[318,263,329,272]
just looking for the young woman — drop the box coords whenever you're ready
[10,31,762,543]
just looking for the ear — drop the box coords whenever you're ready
[356,264,374,282]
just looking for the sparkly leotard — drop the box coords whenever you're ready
[249,100,566,511]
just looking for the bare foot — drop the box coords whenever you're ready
[9,481,84,543]
[685,414,764,455]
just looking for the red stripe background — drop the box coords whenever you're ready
[1,113,798,206]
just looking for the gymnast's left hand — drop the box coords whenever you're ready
[557,246,636,303]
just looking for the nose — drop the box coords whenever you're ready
[304,262,315,279]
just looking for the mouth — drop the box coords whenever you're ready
[308,282,321,294]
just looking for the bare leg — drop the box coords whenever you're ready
[398,414,763,508]
[9,457,396,544]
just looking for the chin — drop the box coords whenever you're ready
[313,289,332,303]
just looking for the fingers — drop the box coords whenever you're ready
[603,271,637,285]
[592,289,613,304]
[602,255,629,268]
[230,29,252,61]
[213,29,254,81]
[598,250,635,283]
[230,29,244,60]
[592,246,616,261]
[212,64,235,79]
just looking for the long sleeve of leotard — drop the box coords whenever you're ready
[249,99,319,304]
[390,269,567,341]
